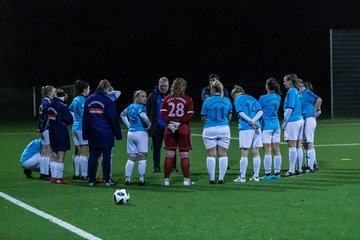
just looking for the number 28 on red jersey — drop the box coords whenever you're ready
[160,95,194,123]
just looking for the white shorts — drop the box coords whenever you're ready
[127,131,148,155]
[202,126,231,149]
[21,153,40,172]
[303,117,317,143]
[262,129,281,144]
[239,129,263,148]
[41,130,50,145]
[284,119,304,141]
[72,129,88,145]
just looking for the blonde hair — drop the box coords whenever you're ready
[41,85,55,97]
[170,78,187,97]
[97,79,111,91]
[133,90,146,102]
[210,80,224,98]
[231,85,245,99]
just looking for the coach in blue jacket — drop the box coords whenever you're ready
[83,79,122,186]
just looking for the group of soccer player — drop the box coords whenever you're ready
[20,73,322,186]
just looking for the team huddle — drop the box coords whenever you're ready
[20,73,322,186]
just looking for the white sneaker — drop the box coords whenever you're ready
[249,176,259,182]
[234,176,246,183]
[183,178,195,186]
[162,178,170,187]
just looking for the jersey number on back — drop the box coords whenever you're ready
[168,102,185,117]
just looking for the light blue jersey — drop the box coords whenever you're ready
[283,87,303,122]
[301,89,319,118]
[69,95,86,131]
[201,95,232,128]
[20,139,42,163]
[259,93,281,130]
[126,102,147,132]
[234,94,262,130]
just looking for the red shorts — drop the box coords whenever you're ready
[164,131,192,152]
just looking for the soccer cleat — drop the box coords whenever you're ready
[124,177,131,185]
[79,176,88,181]
[217,179,224,184]
[51,178,68,184]
[73,175,81,180]
[138,180,145,186]
[260,175,272,181]
[284,171,295,177]
[183,178,195,186]
[105,179,116,187]
[249,176,260,182]
[295,170,303,175]
[23,169,32,178]
[234,176,246,183]
[209,180,216,184]
[40,174,50,181]
[162,178,170,187]
[305,167,314,173]
[153,167,161,173]
[88,181,97,187]
[271,173,281,180]
[50,178,57,184]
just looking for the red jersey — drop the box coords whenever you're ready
[160,95,194,135]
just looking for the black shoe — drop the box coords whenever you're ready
[79,176,88,181]
[314,163,320,170]
[209,180,216,184]
[138,180,145,186]
[283,171,295,177]
[217,179,224,184]
[23,169,32,178]
[124,180,131,185]
[295,170,303,175]
[153,168,161,173]
[73,175,81,180]
[40,174,50,181]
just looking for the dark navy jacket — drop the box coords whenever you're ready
[48,98,73,152]
[37,96,52,133]
[83,90,122,148]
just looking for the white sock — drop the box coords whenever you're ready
[253,156,261,177]
[138,160,146,181]
[240,157,248,179]
[57,162,64,179]
[308,149,316,170]
[39,156,45,174]
[125,160,135,179]
[289,147,297,173]
[73,155,80,176]
[264,154,272,174]
[50,162,57,178]
[206,157,216,181]
[297,148,303,172]
[80,156,88,177]
[274,155,282,174]
[44,156,50,175]
[218,156,228,180]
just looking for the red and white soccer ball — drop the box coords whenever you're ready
[113,189,130,205]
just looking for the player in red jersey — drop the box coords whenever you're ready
[160,78,194,186]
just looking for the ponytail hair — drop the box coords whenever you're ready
[170,78,187,97]
[210,80,224,98]
[74,79,89,96]
[266,77,282,95]
[97,79,111,91]
[41,85,55,97]
[133,90,146,102]
[284,74,298,86]
[231,85,245,99]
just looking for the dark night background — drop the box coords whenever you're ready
[1,0,360,116]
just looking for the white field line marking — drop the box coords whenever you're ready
[190,133,360,147]
[0,192,102,240]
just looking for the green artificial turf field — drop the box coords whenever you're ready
[0,119,359,240]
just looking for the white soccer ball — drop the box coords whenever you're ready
[113,189,130,205]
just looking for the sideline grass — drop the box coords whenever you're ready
[0,119,359,240]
